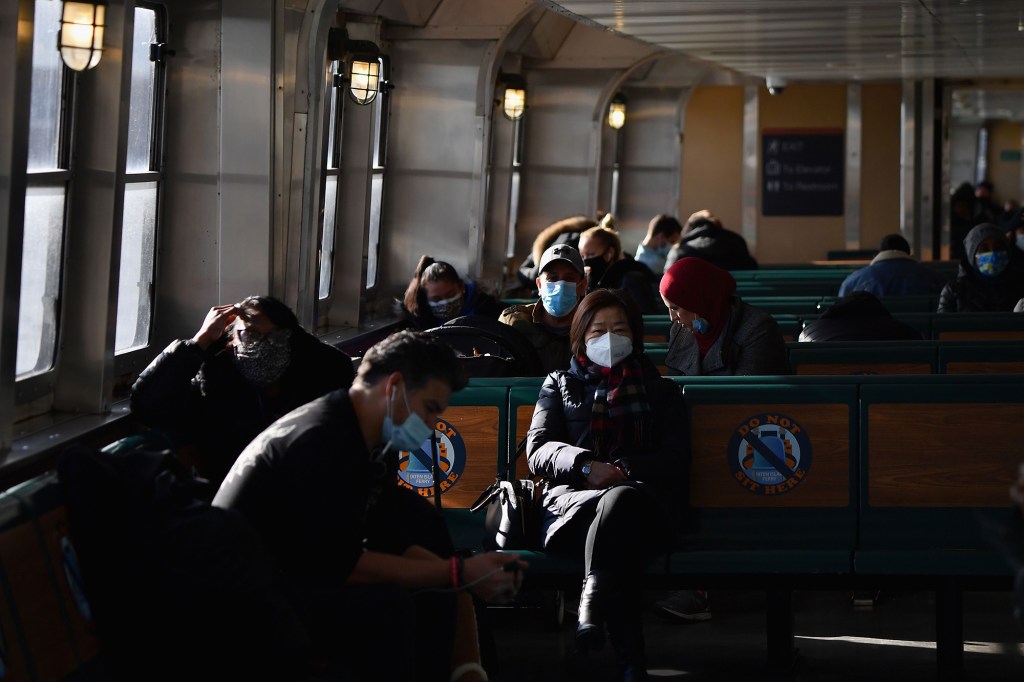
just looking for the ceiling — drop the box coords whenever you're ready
[548,1,1024,83]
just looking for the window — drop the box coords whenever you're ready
[115,5,165,353]
[317,56,389,295]
[365,57,389,289]
[18,0,72,378]
[318,60,343,299]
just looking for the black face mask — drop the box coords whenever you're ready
[584,255,610,284]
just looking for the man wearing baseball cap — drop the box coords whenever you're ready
[499,243,588,373]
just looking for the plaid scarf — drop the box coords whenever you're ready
[578,354,651,459]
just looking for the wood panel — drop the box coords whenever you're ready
[938,331,1024,341]
[945,361,1024,374]
[689,403,850,508]
[36,508,100,662]
[401,406,500,509]
[795,363,931,376]
[0,522,78,680]
[867,403,1024,507]
[515,405,535,480]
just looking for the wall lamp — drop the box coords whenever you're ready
[58,0,107,71]
[607,93,627,129]
[329,28,384,105]
[501,74,527,121]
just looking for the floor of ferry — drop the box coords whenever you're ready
[482,589,1024,681]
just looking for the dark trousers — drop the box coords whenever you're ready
[546,484,669,578]
[305,485,458,682]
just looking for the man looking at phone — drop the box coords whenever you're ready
[213,330,525,680]
[130,295,355,485]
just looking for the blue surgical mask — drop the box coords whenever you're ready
[975,250,1009,278]
[585,332,633,368]
[653,244,671,258]
[382,384,434,453]
[540,281,578,318]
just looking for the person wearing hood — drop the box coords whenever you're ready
[130,295,355,486]
[400,255,502,329]
[499,243,588,374]
[664,210,758,271]
[527,289,686,681]
[578,225,661,313]
[938,223,1024,313]
[659,258,790,376]
[838,234,946,297]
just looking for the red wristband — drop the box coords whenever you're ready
[450,556,459,588]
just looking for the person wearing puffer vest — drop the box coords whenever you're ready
[938,223,1024,313]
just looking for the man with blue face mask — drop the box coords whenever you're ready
[214,331,525,681]
[500,243,588,374]
[634,214,683,275]
[938,223,1024,312]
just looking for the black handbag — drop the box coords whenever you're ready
[468,438,541,551]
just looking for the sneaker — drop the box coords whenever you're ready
[655,590,711,622]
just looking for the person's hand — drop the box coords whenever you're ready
[463,553,527,604]
[584,461,628,490]
[1010,463,1024,515]
[192,304,241,350]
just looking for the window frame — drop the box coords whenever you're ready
[111,1,169,379]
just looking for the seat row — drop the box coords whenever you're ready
[432,374,1022,674]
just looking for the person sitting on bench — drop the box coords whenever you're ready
[527,290,686,681]
[214,331,525,681]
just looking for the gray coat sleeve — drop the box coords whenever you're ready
[732,314,792,375]
[526,374,591,483]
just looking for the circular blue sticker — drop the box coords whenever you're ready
[727,413,812,496]
[397,418,466,498]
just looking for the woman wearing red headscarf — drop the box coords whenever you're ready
[658,258,790,376]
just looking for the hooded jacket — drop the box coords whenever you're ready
[400,280,502,329]
[938,223,1024,313]
[799,292,923,342]
[526,354,687,545]
[665,224,758,271]
[498,302,572,375]
[664,296,791,376]
[130,328,355,485]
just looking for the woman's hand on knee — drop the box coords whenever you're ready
[585,461,628,490]
[464,552,527,604]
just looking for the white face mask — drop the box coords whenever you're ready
[585,332,633,368]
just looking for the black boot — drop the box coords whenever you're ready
[607,594,648,681]
[575,571,607,652]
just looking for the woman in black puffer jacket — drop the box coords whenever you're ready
[527,290,686,681]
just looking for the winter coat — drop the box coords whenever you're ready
[130,328,355,485]
[589,255,661,314]
[400,280,502,329]
[938,224,1024,313]
[526,355,687,546]
[798,293,922,342]
[838,251,947,298]
[498,302,572,375]
[664,297,791,376]
[665,225,758,271]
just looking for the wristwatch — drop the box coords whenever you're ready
[581,460,593,477]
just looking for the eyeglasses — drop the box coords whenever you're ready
[234,323,289,345]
